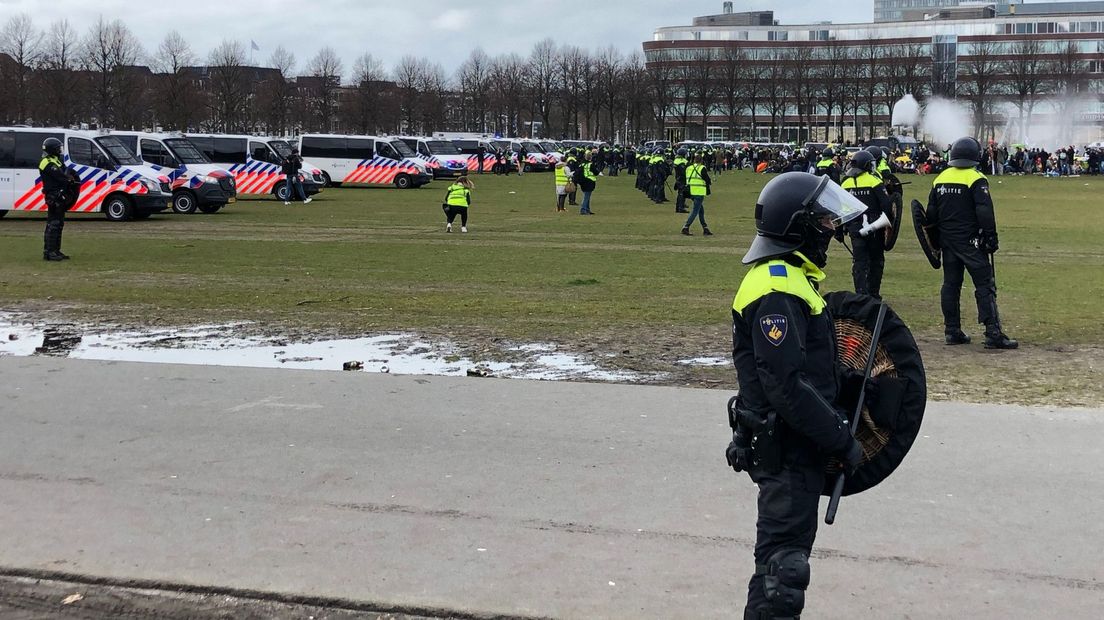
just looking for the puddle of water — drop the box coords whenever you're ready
[0,312,653,383]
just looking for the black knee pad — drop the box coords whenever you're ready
[763,548,810,617]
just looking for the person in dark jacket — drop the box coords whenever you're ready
[841,150,892,298]
[572,152,598,215]
[40,137,79,261]
[281,147,311,205]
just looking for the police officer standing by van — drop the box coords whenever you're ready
[928,137,1018,349]
[40,137,77,261]
[727,172,868,619]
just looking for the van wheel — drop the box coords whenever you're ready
[395,174,412,189]
[172,191,198,214]
[524,163,533,173]
[320,172,332,187]
[103,195,134,221]
[198,204,223,214]
[274,182,290,201]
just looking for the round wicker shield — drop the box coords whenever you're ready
[823,291,927,496]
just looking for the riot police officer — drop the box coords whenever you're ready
[40,137,77,261]
[842,150,892,298]
[813,147,840,184]
[673,148,690,213]
[728,172,867,619]
[927,137,1018,349]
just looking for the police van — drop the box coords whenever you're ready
[537,140,565,163]
[490,139,552,172]
[448,139,497,173]
[1,127,172,221]
[111,131,236,214]
[396,136,470,179]
[298,134,432,189]
[185,133,324,201]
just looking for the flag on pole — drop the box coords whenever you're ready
[251,40,260,52]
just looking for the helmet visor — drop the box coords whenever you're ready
[805,177,868,229]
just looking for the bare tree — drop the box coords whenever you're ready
[0,14,41,123]
[307,47,343,132]
[858,38,881,140]
[596,46,625,142]
[577,51,600,138]
[528,39,559,138]
[1050,40,1090,145]
[81,17,145,128]
[1004,39,1048,144]
[151,31,202,130]
[347,52,386,134]
[959,39,1003,139]
[205,39,250,132]
[762,50,789,142]
[790,46,820,142]
[685,48,718,141]
[820,41,848,142]
[417,61,448,134]
[456,48,491,132]
[646,59,676,140]
[35,19,84,127]
[393,55,426,133]
[489,53,527,136]
[622,52,651,143]
[256,46,296,135]
[556,45,584,138]
[717,45,745,141]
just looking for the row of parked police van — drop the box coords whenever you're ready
[0,127,575,221]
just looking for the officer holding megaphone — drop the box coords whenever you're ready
[841,150,892,298]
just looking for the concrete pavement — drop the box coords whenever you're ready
[0,357,1101,618]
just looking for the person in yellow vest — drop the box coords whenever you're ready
[841,150,892,298]
[442,176,474,233]
[39,137,80,261]
[554,160,571,212]
[726,172,867,620]
[572,151,597,215]
[681,154,712,236]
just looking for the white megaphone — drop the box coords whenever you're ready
[859,212,892,237]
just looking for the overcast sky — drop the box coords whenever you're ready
[2,0,876,77]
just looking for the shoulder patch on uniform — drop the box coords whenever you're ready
[768,264,788,278]
[760,314,788,346]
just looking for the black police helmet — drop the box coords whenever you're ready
[849,150,875,173]
[949,137,982,168]
[864,145,884,161]
[744,173,841,265]
[822,147,835,159]
[43,137,63,156]
[677,147,689,158]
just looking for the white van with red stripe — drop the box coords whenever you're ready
[111,131,237,214]
[0,127,172,221]
[184,133,324,201]
[396,136,469,179]
[298,134,432,189]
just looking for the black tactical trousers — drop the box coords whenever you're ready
[675,186,688,212]
[941,242,998,331]
[745,466,823,619]
[850,231,885,298]
[44,193,67,255]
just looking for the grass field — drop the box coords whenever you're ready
[1,169,1101,406]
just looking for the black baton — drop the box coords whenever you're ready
[825,302,888,525]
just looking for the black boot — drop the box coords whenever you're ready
[984,327,1019,350]
[945,330,971,345]
[702,228,713,236]
[681,227,692,236]
[44,251,66,261]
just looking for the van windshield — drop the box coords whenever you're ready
[540,142,560,152]
[95,136,143,166]
[391,140,416,158]
[268,140,293,158]
[523,142,544,153]
[164,139,211,164]
[426,140,459,155]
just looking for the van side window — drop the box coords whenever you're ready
[346,138,374,160]
[377,141,398,160]
[249,141,270,163]
[14,132,62,168]
[419,143,431,157]
[212,138,246,164]
[141,139,171,167]
[0,133,14,168]
[68,138,99,168]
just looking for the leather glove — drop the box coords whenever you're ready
[839,438,863,475]
[974,230,999,253]
[725,428,752,473]
[838,367,879,410]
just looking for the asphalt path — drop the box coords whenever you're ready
[0,357,1101,618]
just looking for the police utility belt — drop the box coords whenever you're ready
[726,396,783,474]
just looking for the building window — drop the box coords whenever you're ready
[768,31,789,42]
